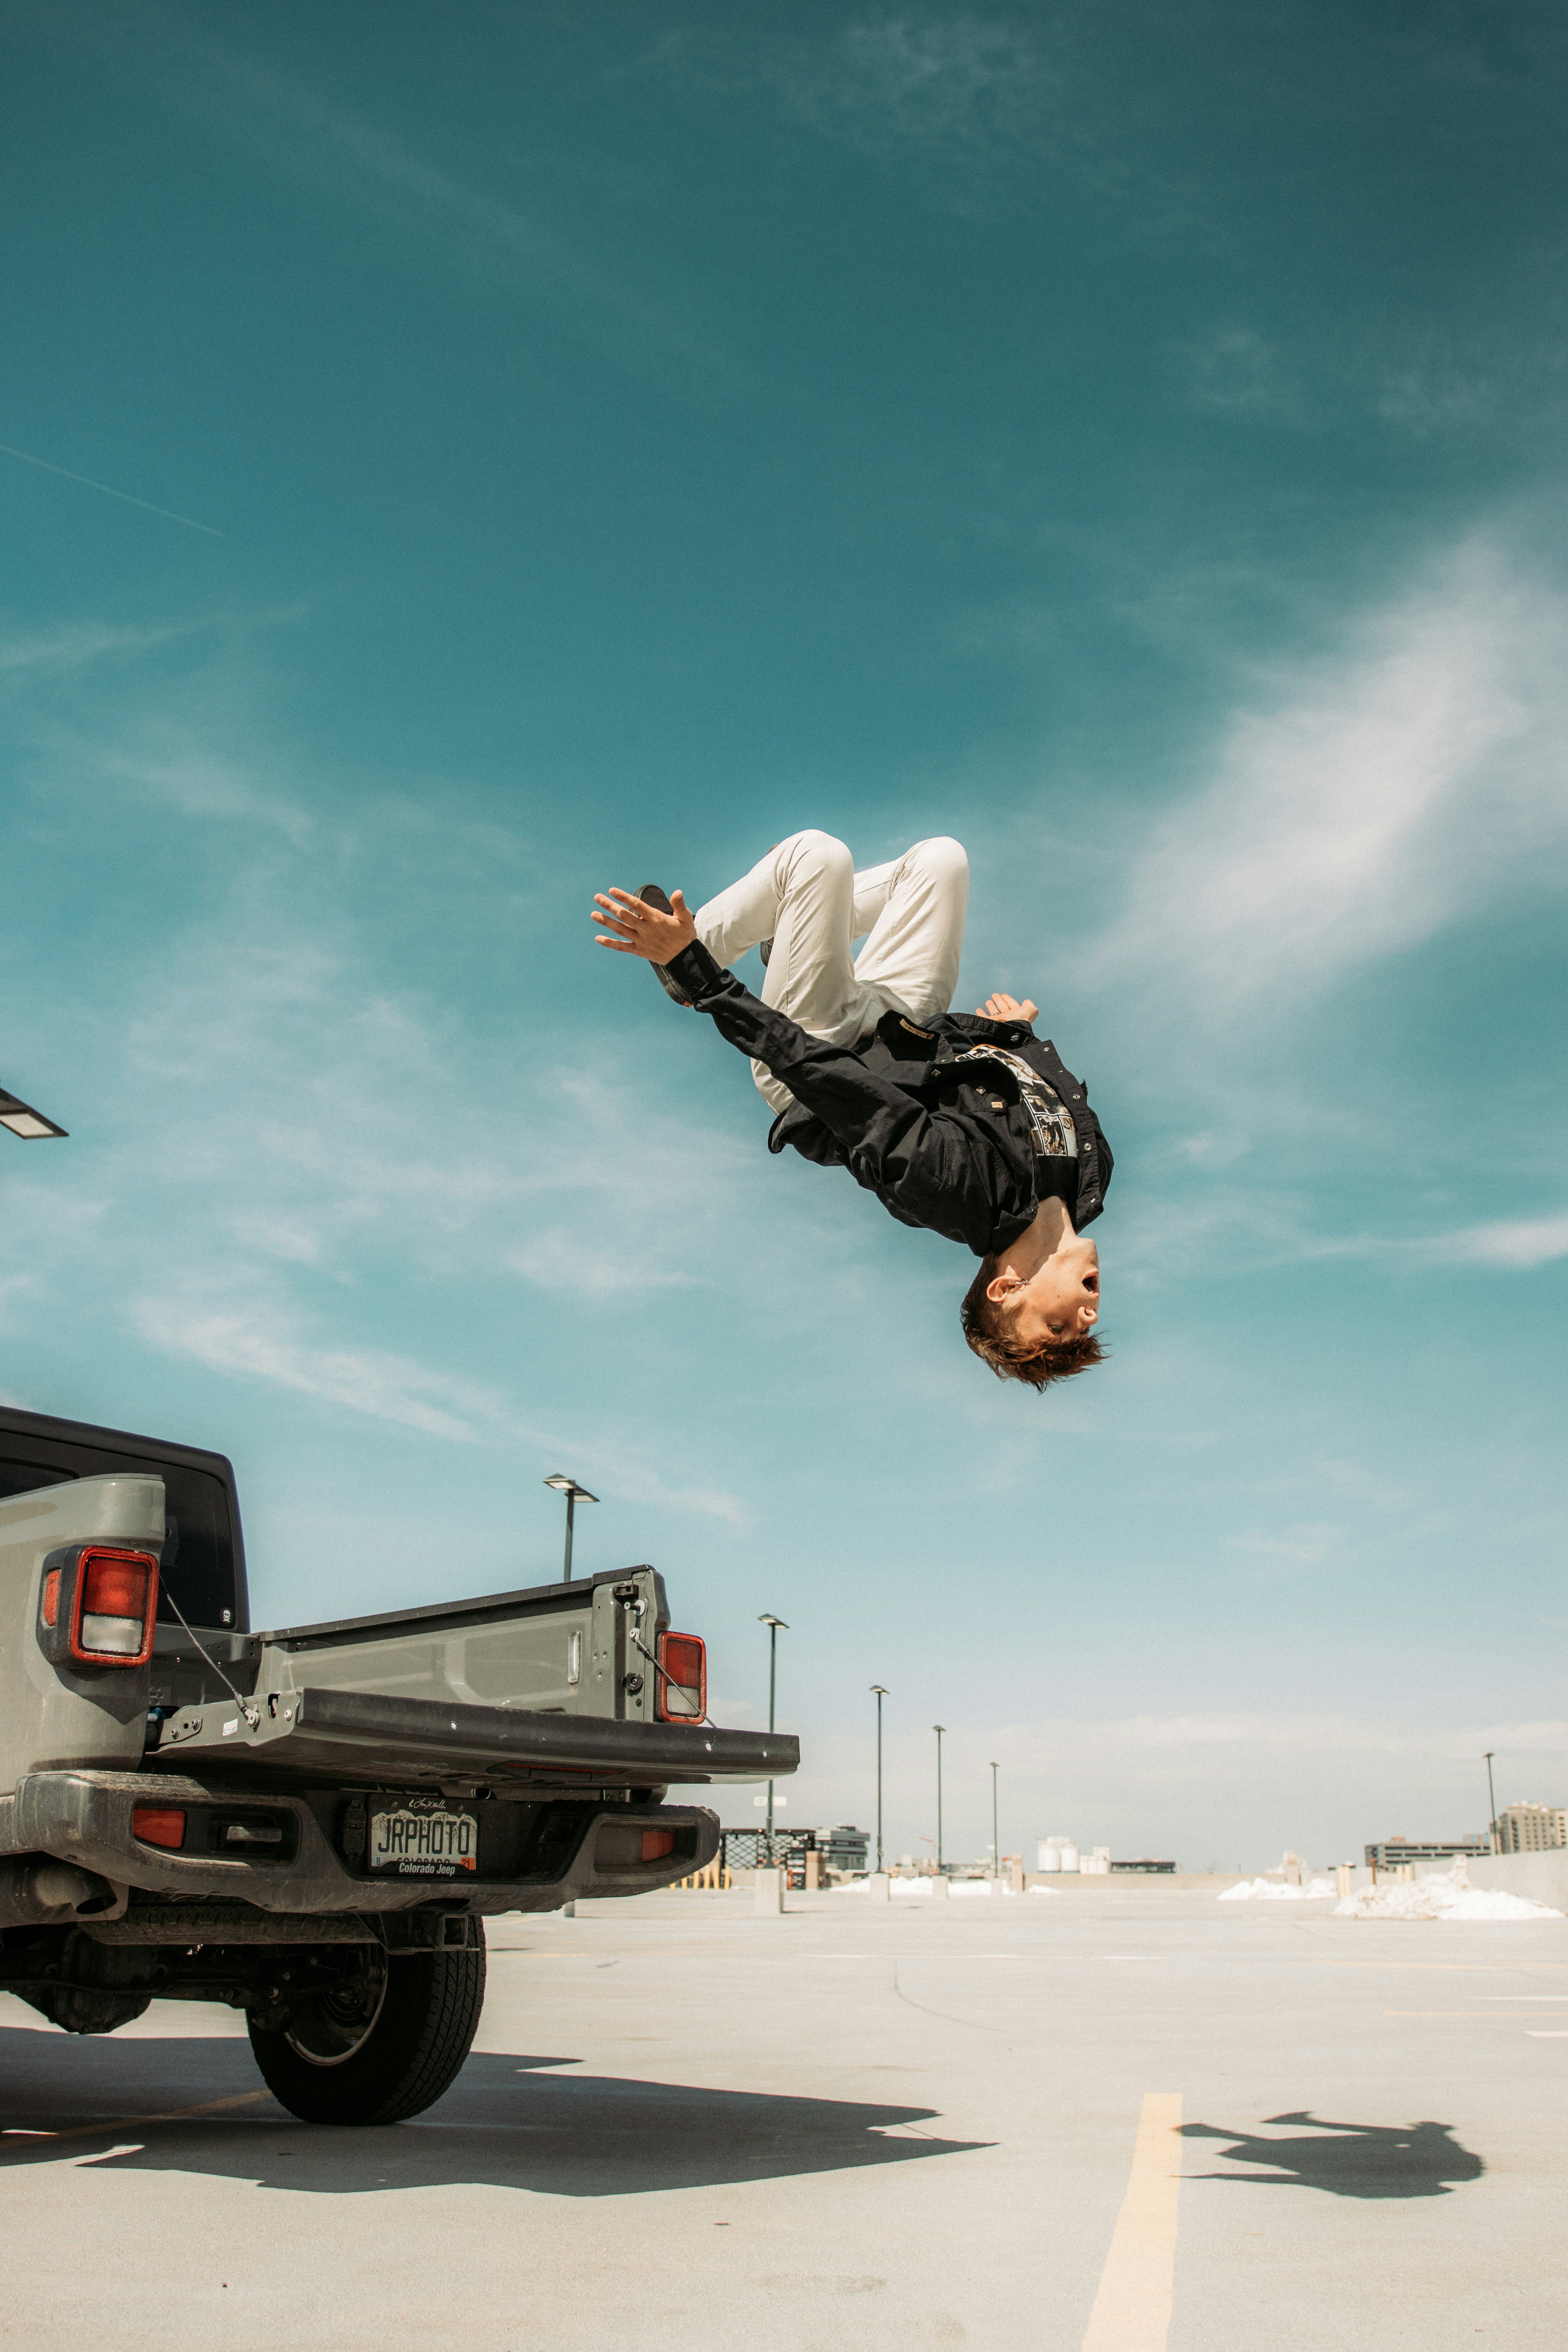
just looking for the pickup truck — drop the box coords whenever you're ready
[0,1404,797,2125]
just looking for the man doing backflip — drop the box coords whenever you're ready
[593,831,1111,1392]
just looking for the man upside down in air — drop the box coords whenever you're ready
[592,831,1111,1393]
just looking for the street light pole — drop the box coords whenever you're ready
[1485,1751,1499,1855]
[933,1724,946,1873]
[989,1760,1000,1880]
[759,1615,788,1861]
[871,1686,888,1873]
[541,1475,598,1581]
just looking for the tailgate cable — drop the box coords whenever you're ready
[162,1587,262,1733]
[618,1591,691,1711]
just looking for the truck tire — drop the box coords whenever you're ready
[247,1929,487,2126]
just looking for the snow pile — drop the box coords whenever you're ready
[1334,1875,1564,1922]
[1219,1875,1336,1902]
[1027,1883,1063,1898]
[831,1874,1042,1898]
[829,1877,930,1896]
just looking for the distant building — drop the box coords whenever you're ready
[720,1823,869,1883]
[1108,1858,1176,1874]
[1364,1836,1489,1869]
[817,1823,870,1874]
[1494,1804,1568,1854]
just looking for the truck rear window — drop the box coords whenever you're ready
[0,1443,239,1630]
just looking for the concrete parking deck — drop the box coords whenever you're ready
[2,1884,1563,2349]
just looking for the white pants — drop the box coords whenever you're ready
[695,831,969,1113]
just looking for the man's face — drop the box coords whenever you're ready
[989,1235,1100,1351]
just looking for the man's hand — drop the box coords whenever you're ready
[593,887,699,964]
[975,992,1038,1023]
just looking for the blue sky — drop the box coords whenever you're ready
[3,0,1566,1871]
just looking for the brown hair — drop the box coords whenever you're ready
[960,1258,1107,1393]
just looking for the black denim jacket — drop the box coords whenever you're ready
[664,940,1113,1259]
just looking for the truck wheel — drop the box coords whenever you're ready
[247,1930,487,2126]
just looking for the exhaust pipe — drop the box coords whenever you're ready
[0,1859,127,1927]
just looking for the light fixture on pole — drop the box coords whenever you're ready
[989,1760,1000,1879]
[933,1724,946,1873]
[759,1614,788,1861]
[1485,1750,1499,1855]
[0,1085,67,1141]
[542,1474,598,1582]
[871,1686,888,1874]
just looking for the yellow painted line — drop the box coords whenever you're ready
[1081,2094,1183,2352]
[0,2090,273,2147]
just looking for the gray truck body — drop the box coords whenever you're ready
[0,1409,795,2094]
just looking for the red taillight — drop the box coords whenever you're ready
[83,1555,149,1618]
[37,1547,159,1671]
[132,1807,186,1850]
[641,1829,676,1862]
[74,1548,158,1665]
[656,1632,706,1723]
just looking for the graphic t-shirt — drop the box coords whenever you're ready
[962,1047,1078,1158]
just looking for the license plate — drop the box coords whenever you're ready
[368,1801,478,1877]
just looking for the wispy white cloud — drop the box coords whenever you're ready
[1229,1522,1341,1570]
[1169,325,1563,443]
[644,10,1125,218]
[1093,539,1568,1016]
[0,618,209,675]
[1297,1211,1568,1274]
[1435,1213,1568,1269]
[779,14,1050,153]
[96,738,316,844]
[1375,358,1498,436]
[504,1230,704,1294]
[132,1291,750,1524]
[0,684,768,1525]
[1113,1193,1568,1288]
[135,1297,492,1442]
[227,1214,337,1273]
[997,1710,1568,1765]
[1175,325,1304,425]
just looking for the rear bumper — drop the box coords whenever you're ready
[10,1770,718,1920]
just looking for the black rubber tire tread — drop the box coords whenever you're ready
[247,1928,487,2126]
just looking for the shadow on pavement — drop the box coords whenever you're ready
[0,2030,987,2196]
[1180,2111,1483,2200]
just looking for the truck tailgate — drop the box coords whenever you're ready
[151,1687,798,1788]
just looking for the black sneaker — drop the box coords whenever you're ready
[639,885,693,1006]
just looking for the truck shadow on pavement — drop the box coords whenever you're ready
[1180,2112,1483,2200]
[0,2031,989,2197]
